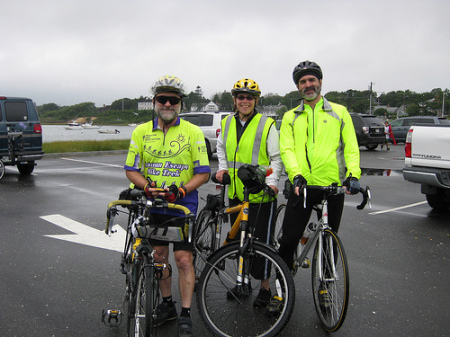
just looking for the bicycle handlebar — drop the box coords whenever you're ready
[356,186,372,210]
[105,190,195,242]
[295,184,372,210]
[211,172,231,185]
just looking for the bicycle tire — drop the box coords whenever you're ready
[311,229,349,332]
[194,210,217,279]
[0,160,4,180]
[274,203,286,249]
[129,258,158,337]
[274,204,302,275]
[197,241,295,337]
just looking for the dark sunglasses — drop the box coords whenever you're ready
[236,95,255,101]
[155,96,181,105]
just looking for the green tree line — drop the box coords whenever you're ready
[38,88,449,124]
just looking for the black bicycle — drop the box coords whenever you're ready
[104,188,195,337]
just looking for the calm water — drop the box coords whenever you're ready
[42,125,137,143]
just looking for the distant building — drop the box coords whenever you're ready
[372,104,406,117]
[138,98,153,110]
[201,101,219,112]
[260,103,284,119]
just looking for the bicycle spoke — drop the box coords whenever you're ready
[312,230,349,332]
[197,242,295,337]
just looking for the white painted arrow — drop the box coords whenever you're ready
[41,214,126,253]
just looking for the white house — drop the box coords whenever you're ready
[201,101,219,112]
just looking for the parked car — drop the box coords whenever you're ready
[350,113,385,150]
[390,116,450,143]
[179,111,233,159]
[0,96,44,175]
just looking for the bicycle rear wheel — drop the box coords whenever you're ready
[129,258,159,337]
[197,241,295,337]
[274,203,286,249]
[311,229,349,332]
[274,203,302,275]
[194,210,218,278]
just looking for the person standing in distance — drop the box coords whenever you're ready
[124,75,210,337]
[215,78,283,309]
[278,61,361,303]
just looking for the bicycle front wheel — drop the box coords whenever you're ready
[311,229,349,332]
[197,241,295,337]
[129,258,159,337]
[194,210,218,278]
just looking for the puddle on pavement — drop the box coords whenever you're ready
[361,168,403,176]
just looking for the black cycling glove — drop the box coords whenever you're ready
[343,176,360,195]
[293,174,307,189]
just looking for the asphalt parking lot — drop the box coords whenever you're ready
[0,144,448,337]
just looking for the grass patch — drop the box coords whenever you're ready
[43,139,130,153]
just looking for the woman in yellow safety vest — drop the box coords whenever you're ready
[215,78,283,309]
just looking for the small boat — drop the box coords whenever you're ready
[98,129,120,134]
[67,121,80,127]
[82,122,100,129]
[64,125,83,130]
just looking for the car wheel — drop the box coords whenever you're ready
[205,140,212,160]
[365,144,378,151]
[17,162,35,175]
[426,190,450,210]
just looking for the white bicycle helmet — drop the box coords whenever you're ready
[150,75,187,97]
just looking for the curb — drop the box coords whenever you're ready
[43,150,128,159]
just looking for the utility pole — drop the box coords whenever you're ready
[442,89,447,117]
[369,82,373,114]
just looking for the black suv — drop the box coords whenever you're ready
[0,96,44,175]
[350,113,385,150]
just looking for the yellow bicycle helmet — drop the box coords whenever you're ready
[150,75,187,97]
[231,78,261,97]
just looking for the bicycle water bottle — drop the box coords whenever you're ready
[257,166,273,177]
[297,223,316,269]
[300,222,317,246]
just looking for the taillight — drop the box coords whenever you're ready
[216,128,221,138]
[405,128,413,158]
[34,123,42,134]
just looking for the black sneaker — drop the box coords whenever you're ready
[253,288,272,308]
[152,302,177,327]
[177,316,193,337]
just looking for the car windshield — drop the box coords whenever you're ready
[361,116,383,125]
[180,114,214,126]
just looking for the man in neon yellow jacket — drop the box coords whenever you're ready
[278,60,361,278]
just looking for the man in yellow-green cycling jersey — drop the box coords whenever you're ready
[278,61,361,295]
[124,75,210,337]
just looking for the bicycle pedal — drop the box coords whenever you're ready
[101,309,122,327]
[301,259,311,269]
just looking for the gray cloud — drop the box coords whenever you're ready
[1,0,448,106]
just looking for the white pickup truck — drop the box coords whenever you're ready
[403,123,450,210]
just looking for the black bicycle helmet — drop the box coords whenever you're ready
[292,60,323,84]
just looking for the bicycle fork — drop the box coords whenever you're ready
[231,221,252,298]
[316,232,339,283]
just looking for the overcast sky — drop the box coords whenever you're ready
[2,0,449,107]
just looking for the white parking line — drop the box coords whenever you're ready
[369,201,427,215]
[61,157,123,168]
